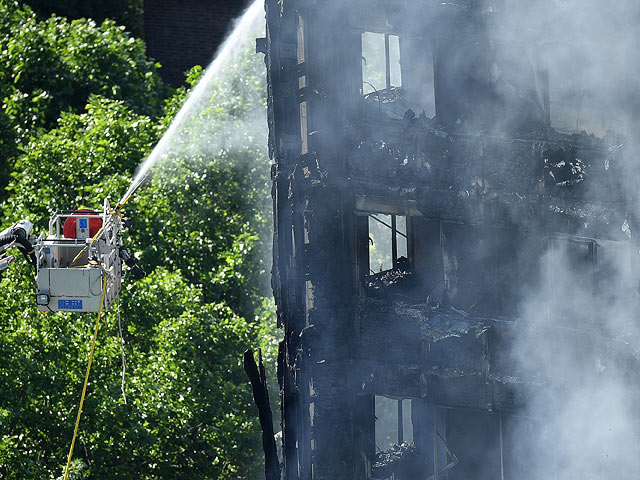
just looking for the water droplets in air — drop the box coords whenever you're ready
[119,0,265,206]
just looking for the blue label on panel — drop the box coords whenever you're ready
[45,247,51,254]
[58,299,83,310]
[78,218,88,228]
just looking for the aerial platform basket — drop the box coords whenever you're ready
[35,199,123,313]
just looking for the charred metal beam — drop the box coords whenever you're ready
[244,349,281,480]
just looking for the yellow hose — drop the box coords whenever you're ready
[62,274,108,480]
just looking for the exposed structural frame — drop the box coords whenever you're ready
[263,1,640,479]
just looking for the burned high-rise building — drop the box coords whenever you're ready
[260,0,640,478]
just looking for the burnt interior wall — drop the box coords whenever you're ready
[431,8,547,133]
[446,409,502,480]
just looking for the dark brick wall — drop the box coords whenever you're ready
[144,0,249,86]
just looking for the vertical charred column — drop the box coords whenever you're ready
[432,2,491,131]
[267,0,366,477]
[265,0,306,478]
[299,2,363,478]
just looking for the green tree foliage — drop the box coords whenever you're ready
[19,0,144,38]
[0,265,268,479]
[0,0,166,199]
[4,96,157,225]
[0,5,276,479]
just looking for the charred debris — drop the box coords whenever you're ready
[255,0,640,478]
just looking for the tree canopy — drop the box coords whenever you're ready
[0,0,166,200]
[0,2,275,478]
[19,0,144,38]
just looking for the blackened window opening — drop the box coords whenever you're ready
[369,214,407,273]
[362,32,402,95]
[375,396,413,451]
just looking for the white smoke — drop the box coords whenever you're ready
[492,2,640,477]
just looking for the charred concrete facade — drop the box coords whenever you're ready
[264,1,639,478]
